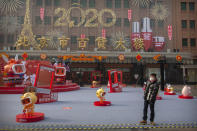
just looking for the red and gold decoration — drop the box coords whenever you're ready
[128,9,132,21]
[136,54,142,62]
[168,25,172,40]
[58,36,70,48]
[63,54,106,62]
[96,37,107,50]
[40,8,44,21]
[78,34,89,50]
[153,54,161,61]
[40,53,47,60]
[176,55,182,62]
[118,54,125,61]
[22,52,28,60]
[133,38,144,50]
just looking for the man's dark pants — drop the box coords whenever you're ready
[143,100,155,122]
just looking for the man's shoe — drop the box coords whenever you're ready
[150,121,156,126]
[139,120,147,125]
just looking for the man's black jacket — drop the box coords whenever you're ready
[144,81,160,102]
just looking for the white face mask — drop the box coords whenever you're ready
[149,77,155,82]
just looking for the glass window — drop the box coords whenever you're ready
[158,20,164,28]
[182,38,188,47]
[35,16,42,24]
[150,19,155,28]
[190,38,196,47]
[0,34,4,43]
[190,20,195,29]
[106,17,112,23]
[71,36,77,44]
[106,0,112,8]
[7,34,14,44]
[115,18,121,26]
[17,16,24,25]
[115,0,121,8]
[54,0,61,6]
[88,36,95,45]
[181,20,187,28]
[44,16,51,25]
[124,0,129,8]
[181,2,186,11]
[89,0,95,8]
[36,0,43,6]
[124,18,129,27]
[189,2,195,11]
[45,0,52,6]
[80,0,87,8]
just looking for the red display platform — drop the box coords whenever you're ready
[109,87,122,93]
[16,112,44,123]
[94,101,111,106]
[164,92,176,95]
[178,95,193,99]
[0,82,80,94]
[156,96,162,100]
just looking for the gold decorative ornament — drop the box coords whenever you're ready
[84,9,98,27]
[115,38,127,50]
[151,4,168,21]
[54,8,67,26]
[58,36,70,48]
[15,0,38,50]
[77,38,89,50]
[98,9,116,27]
[95,37,107,50]
[134,38,144,50]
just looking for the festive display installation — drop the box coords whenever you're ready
[94,88,111,106]
[63,54,106,62]
[131,22,141,50]
[151,4,168,21]
[111,32,129,50]
[78,34,89,50]
[164,84,176,95]
[0,0,24,15]
[95,37,107,50]
[108,69,122,93]
[91,71,101,88]
[152,37,165,51]
[179,85,193,99]
[54,63,66,84]
[15,0,38,50]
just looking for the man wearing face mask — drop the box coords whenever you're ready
[140,73,159,125]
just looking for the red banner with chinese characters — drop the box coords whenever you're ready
[168,25,172,40]
[141,32,152,51]
[152,37,165,51]
[128,10,132,21]
[102,28,106,38]
[40,8,44,21]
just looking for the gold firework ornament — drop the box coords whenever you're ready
[134,38,144,50]
[95,37,107,50]
[0,0,24,15]
[15,0,38,50]
[151,4,168,21]
[132,0,152,7]
[77,38,89,50]
[58,36,70,48]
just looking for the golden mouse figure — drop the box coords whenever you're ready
[96,88,106,104]
[21,92,37,117]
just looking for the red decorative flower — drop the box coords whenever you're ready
[176,55,182,62]
[22,52,28,60]
[136,54,142,61]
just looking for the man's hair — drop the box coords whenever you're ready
[150,73,157,78]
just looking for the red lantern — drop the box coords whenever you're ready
[22,52,28,60]
[40,8,44,21]
[128,10,132,21]
[136,54,142,61]
[81,34,85,39]
[176,55,182,62]
[168,25,172,40]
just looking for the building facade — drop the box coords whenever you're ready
[0,0,196,85]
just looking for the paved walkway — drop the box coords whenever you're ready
[0,86,196,130]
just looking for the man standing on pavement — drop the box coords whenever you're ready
[140,73,159,125]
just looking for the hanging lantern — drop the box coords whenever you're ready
[118,54,125,61]
[40,8,44,21]
[168,25,172,40]
[22,52,28,60]
[136,54,142,62]
[102,29,106,38]
[176,55,182,62]
[128,10,132,21]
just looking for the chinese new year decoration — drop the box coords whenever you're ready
[176,55,182,62]
[96,37,107,50]
[136,54,142,62]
